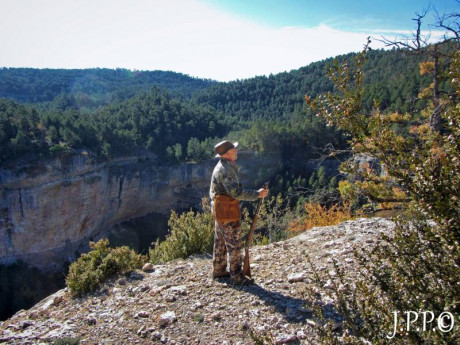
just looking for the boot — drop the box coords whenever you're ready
[212,271,230,279]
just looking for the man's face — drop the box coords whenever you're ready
[225,148,238,161]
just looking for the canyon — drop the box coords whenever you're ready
[0,150,279,272]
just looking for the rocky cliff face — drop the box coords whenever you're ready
[0,151,280,271]
[0,153,213,271]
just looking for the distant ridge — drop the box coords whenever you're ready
[1,48,433,118]
[0,68,217,104]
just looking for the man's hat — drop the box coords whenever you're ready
[214,140,238,157]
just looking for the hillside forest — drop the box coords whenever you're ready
[0,48,437,164]
[0,47,441,206]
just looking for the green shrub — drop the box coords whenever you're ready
[305,20,460,344]
[148,195,298,265]
[66,239,146,296]
[305,212,460,344]
[149,199,214,264]
[192,313,205,323]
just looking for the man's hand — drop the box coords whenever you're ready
[258,187,269,199]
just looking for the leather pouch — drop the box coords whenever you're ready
[214,195,241,223]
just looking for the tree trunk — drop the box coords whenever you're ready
[429,44,441,133]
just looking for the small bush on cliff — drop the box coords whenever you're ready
[149,198,214,264]
[287,202,353,237]
[66,239,146,296]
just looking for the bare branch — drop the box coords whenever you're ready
[378,9,430,51]
[310,143,351,166]
[411,11,427,49]
[434,10,460,41]
[367,196,412,204]
[376,35,413,50]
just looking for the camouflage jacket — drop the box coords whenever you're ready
[209,159,259,202]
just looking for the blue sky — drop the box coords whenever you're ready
[205,0,457,31]
[0,0,457,81]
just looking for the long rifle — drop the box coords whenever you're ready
[243,182,269,278]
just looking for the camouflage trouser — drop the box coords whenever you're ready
[213,220,244,281]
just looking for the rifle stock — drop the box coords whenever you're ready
[243,182,269,278]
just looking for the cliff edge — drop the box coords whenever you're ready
[0,217,394,344]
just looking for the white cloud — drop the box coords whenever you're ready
[1,0,389,81]
[364,28,449,43]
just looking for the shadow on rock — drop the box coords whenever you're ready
[219,280,313,323]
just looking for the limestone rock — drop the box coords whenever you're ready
[275,333,298,344]
[210,312,222,321]
[158,311,177,326]
[117,278,127,285]
[142,263,155,272]
[297,330,307,339]
[169,285,187,295]
[287,272,306,283]
[135,311,150,319]
[86,317,97,326]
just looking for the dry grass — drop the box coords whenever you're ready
[287,202,353,237]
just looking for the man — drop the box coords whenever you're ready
[209,140,269,285]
